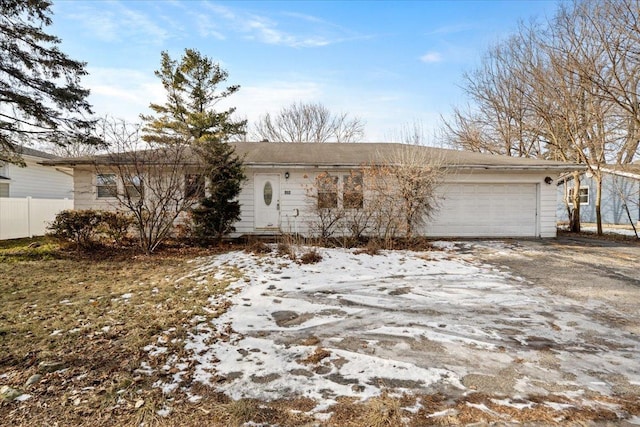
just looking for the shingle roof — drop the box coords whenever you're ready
[41,142,582,171]
[598,165,640,180]
[9,144,57,159]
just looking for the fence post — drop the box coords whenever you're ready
[27,196,32,238]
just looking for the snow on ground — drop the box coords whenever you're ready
[151,243,640,418]
[559,224,640,237]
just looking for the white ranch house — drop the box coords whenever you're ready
[43,142,579,239]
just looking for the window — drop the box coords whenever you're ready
[124,175,143,199]
[343,172,364,209]
[568,187,589,205]
[317,173,338,209]
[185,174,205,199]
[96,173,117,198]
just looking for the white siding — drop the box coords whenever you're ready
[5,155,73,199]
[234,168,316,236]
[72,167,121,211]
[72,165,562,239]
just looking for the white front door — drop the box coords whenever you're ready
[254,174,280,229]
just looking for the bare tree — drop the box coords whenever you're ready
[94,118,199,253]
[443,27,544,158]
[384,119,435,146]
[252,102,364,143]
[443,0,640,234]
[306,146,447,245]
[368,146,447,239]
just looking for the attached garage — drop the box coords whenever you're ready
[428,183,539,237]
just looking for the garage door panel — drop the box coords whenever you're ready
[427,183,538,237]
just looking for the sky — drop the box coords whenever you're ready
[50,0,561,144]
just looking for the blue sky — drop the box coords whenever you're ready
[51,0,560,143]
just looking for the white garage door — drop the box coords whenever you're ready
[427,183,539,237]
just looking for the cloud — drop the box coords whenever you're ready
[82,67,165,122]
[218,81,324,123]
[193,14,226,40]
[201,2,354,48]
[420,52,443,63]
[63,1,170,44]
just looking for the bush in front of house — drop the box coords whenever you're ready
[47,209,133,249]
[99,211,134,246]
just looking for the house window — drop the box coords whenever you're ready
[185,174,205,199]
[343,172,364,209]
[96,173,117,198]
[317,173,339,209]
[124,175,143,199]
[568,187,589,205]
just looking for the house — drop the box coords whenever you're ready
[557,166,640,226]
[0,145,73,199]
[43,142,580,239]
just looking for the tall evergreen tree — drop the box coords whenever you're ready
[142,49,247,243]
[141,48,245,143]
[0,0,96,164]
[191,140,246,243]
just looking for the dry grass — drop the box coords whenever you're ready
[300,347,331,365]
[0,237,237,426]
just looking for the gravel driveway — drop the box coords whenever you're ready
[468,235,640,335]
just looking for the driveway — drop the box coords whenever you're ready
[147,238,640,424]
[468,235,640,335]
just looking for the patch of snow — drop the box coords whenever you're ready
[143,345,167,356]
[134,361,154,376]
[156,407,172,417]
[121,293,133,299]
[153,380,178,395]
[15,394,31,402]
[626,416,640,425]
[50,330,63,336]
[150,244,640,417]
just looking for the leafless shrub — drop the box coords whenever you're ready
[246,240,271,254]
[300,249,322,264]
[91,118,199,253]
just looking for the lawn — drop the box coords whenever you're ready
[0,238,239,426]
[1,237,639,426]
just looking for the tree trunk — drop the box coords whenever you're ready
[595,173,603,235]
[569,171,581,232]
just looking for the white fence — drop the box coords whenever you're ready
[0,197,73,240]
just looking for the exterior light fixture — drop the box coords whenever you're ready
[284,172,290,180]
[544,176,553,185]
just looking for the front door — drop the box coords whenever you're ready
[254,174,280,229]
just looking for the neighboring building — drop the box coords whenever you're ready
[0,145,73,199]
[557,166,640,226]
[43,142,580,238]
[0,145,74,240]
